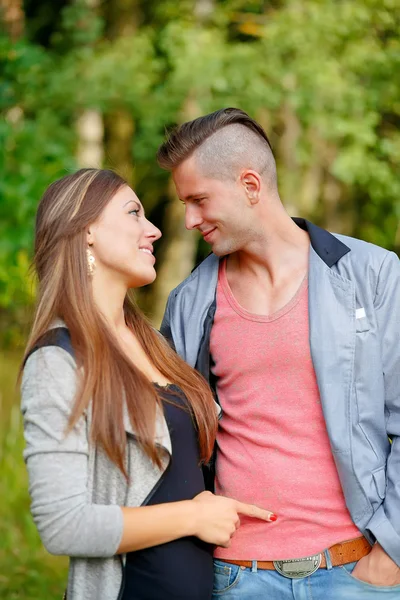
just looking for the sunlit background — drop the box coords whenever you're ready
[0,0,399,597]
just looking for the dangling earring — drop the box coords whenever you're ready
[86,247,95,276]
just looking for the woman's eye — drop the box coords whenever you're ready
[128,209,140,216]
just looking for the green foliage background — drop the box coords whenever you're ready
[0,0,399,597]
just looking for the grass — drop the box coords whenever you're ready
[0,350,68,600]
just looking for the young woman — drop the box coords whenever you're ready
[20,169,274,600]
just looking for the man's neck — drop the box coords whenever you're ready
[225,218,310,316]
[227,217,310,285]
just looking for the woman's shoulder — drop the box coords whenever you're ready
[22,322,78,409]
[28,321,73,357]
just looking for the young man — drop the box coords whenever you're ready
[158,108,400,599]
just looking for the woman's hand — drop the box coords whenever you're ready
[191,491,277,547]
[117,492,276,554]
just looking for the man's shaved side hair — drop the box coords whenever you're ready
[157,108,277,187]
[195,124,276,184]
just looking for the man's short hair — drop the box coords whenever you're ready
[157,108,276,185]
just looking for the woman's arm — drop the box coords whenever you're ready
[117,493,274,553]
[22,346,123,557]
[22,347,274,558]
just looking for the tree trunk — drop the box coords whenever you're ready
[104,0,139,39]
[75,0,104,168]
[0,0,24,41]
[102,0,139,186]
[276,101,301,216]
[298,130,324,217]
[76,109,104,168]
[103,110,135,185]
[150,1,215,327]
[150,172,200,328]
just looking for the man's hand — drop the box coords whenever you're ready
[351,543,400,586]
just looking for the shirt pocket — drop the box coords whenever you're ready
[355,315,370,334]
[371,465,386,500]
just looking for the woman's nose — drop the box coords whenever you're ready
[145,219,162,241]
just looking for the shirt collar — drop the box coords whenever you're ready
[292,217,351,267]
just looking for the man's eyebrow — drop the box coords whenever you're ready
[180,192,208,201]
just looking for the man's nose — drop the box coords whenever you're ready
[185,205,203,230]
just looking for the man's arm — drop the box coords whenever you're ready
[353,251,400,584]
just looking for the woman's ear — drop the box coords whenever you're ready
[86,227,94,246]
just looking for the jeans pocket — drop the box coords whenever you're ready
[341,561,400,592]
[213,560,242,595]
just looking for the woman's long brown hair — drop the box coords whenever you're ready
[22,168,217,477]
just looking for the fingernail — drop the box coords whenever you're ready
[269,514,278,522]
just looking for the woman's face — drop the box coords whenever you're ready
[88,186,161,288]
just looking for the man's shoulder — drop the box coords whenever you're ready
[334,232,394,266]
[167,253,219,300]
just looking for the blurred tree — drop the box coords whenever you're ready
[0,0,399,345]
[23,0,69,47]
[102,0,140,184]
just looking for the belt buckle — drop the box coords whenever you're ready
[273,553,322,579]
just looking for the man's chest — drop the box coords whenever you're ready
[210,281,319,407]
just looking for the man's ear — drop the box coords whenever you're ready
[240,170,261,205]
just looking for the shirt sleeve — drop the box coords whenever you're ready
[21,346,124,557]
[366,251,400,565]
[160,291,176,351]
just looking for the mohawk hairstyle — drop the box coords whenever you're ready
[157,107,273,172]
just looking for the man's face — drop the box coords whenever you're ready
[172,155,252,256]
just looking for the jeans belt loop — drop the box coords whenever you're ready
[324,548,333,570]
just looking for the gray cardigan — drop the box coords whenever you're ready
[21,343,173,600]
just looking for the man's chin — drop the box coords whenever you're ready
[209,237,238,257]
[210,245,231,258]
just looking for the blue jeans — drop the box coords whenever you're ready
[212,558,400,599]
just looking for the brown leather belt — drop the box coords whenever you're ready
[223,536,371,571]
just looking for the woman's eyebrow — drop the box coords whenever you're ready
[123,199,141,208]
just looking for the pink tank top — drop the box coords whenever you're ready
[211,259,360,560]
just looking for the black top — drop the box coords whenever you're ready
[122,385,213,600]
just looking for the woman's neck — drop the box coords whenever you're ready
[91,270,128,332]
